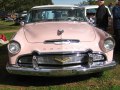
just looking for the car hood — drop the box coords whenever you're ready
[23,22,96,43]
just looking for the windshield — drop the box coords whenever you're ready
[26,8,87,23]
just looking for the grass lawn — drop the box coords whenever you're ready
[3,32,15,40]
[0,20,20,31]
[0,21,120,90]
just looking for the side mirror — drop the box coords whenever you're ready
[20,21,25,26]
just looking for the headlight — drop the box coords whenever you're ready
[104,38,115,52]
[8,41,21,54]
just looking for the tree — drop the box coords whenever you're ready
[88,0,96,5]
[0,0,53,13]
[80,0,117,5]
[105,0,116,5]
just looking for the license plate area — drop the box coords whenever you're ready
[51,70,75,76]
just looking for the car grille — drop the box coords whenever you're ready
[17,52,106,68]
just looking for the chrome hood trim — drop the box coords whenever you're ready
[44,39,80,45]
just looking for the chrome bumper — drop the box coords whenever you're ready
[6,61,116,76]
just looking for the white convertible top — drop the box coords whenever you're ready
[32,5,79,9]
[79,5,99,9]
[79,5,112,16]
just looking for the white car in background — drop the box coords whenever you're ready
[80,5,113,33]
[80,5,112,18]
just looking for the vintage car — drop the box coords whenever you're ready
[6,5,116,76]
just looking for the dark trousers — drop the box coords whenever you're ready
[114,29,120,52]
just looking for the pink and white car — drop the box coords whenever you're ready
[6,5,116,76]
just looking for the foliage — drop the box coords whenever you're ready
[105,0,116,5]
[87,0,96,5]
[81,0,117,5]
[0,0,53,13]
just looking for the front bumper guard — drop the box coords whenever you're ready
[6,61,116,76]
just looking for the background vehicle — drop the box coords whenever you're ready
[80,5,113,34]
[5,17,14,22]
[0,11,8,20]
[14,11,27,25]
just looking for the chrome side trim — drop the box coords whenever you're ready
[6,61,116,76]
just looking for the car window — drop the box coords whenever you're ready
[27,8,87,23]
[86,8,97,18]
[86,8,97,24]
[86,8,97,14]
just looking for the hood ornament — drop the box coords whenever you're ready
[57,29,64,36]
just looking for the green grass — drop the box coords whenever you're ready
[0,20,20,31]
[4,32,16,40]
[0,20,120,90]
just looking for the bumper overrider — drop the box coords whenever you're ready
[6,61,116,76]
[6,51,116,76]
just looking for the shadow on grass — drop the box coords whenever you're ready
[0,72,98,87]
[9,23,20,26]
[0,44,8,67]
[114,53,120,64]
[0,45,115,87]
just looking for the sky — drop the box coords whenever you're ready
[52,0,86,5]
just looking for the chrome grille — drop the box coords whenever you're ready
[17,52,106,67]
[36,54,87,64]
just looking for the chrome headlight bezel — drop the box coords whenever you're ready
[103,37,115,52]
[8,41,21,54]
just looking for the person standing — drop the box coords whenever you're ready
[96,0,109,31]
[112,0,120,52]
[108,3,113,13]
